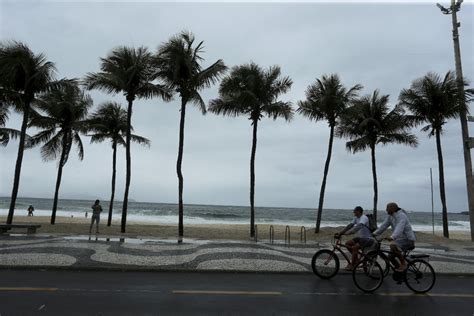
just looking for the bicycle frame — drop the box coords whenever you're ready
[372,238,430,272]
[324,237,363,266]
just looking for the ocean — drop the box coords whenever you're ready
[0,197,470,232]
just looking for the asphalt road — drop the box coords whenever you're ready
[0,270,473,316]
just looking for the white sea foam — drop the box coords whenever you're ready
[0,208,470,232]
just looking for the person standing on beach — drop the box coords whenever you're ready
[89,200,103,234]
[27,205,34,216]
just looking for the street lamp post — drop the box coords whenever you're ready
[437,0,474,241]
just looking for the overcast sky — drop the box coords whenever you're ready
[0,0,473,212]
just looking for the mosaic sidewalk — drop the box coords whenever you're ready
[1,235,473,274]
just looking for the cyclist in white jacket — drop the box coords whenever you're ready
[373,202,416,272]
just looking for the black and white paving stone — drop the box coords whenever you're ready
[0,234,473,274]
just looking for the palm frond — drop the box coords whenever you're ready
[195,59,227,90]
[208,98,248,118]
[83,72,124,95]
[90,133,110,144]
[297,74,362,126]
[338,89,417,154]
[130,134,151,147]
[263,101,294,121]
[135,82,173,101]
[30,127,56,147]
[398,71,473,135]
[156,31,226,103]
[30,80,91,163]
[346,136,372,153]
[211,62,292,123]
[40,131,62,161]
[188,90,207,114]
[73,132,84,161]
[0,104,10,126]
[0,127,21,146]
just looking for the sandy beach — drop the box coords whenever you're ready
[1,215,472,245]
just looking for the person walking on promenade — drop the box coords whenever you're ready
[27,205,34,216]
[89,200,103,234]
[372,202,416,272]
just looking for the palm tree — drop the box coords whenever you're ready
[398,71,474,238]
[0,41,58,224]
[297,74,362,233]
[337,90,417,221]
[29,80,92,224]
[155,31,227,239]
[209,62,293,238]
[88,102,150,226]
[0,105,23,146]
[84,46,171,233]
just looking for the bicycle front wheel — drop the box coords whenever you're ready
[352,258,384,293]
[404,259,436,293]
[311,249,340,279]
[366,251,390,277]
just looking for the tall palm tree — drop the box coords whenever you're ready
[0,105,23,146]
[209,62,294,237]
[398,71,474,238]
[0,41,58,224]
[337,90,417,221]
[84,46,171,233]
[88,102,150,226]
[297,74,362,233]
[155,31,227,239]
[29,80,92,224]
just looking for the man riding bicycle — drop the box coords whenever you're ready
[335,206,375,270]
[372,202,416,272]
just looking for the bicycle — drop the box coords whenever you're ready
[311,235,379,279]
[352,237,436,293]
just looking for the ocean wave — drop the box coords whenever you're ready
[0,208,470,232]
[195,212,244,219]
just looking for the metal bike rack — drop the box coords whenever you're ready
[254,225,258,242]
[285,225,290,245]
[300,226,306,244]
[269,225,274,244]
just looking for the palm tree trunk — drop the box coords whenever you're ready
[121,99,133,233]
[370,144,378,221]
[435,128,449,238]
[250,119,258,238]
[315,125,335,233]
[177,98,187,239]
[51,133,68,225]
[108,141,117,226]
[7,103,30,224]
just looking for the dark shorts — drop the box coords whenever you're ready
[394,239,415,252]
[352,237,375,248]
[91,215,100,224]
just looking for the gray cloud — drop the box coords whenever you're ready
[0,1,473,213]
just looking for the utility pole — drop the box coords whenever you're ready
[437,0,474,241]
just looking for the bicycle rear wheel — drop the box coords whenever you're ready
[352,258,384,293]
[404,259,436,293]
[311,249,340,279]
